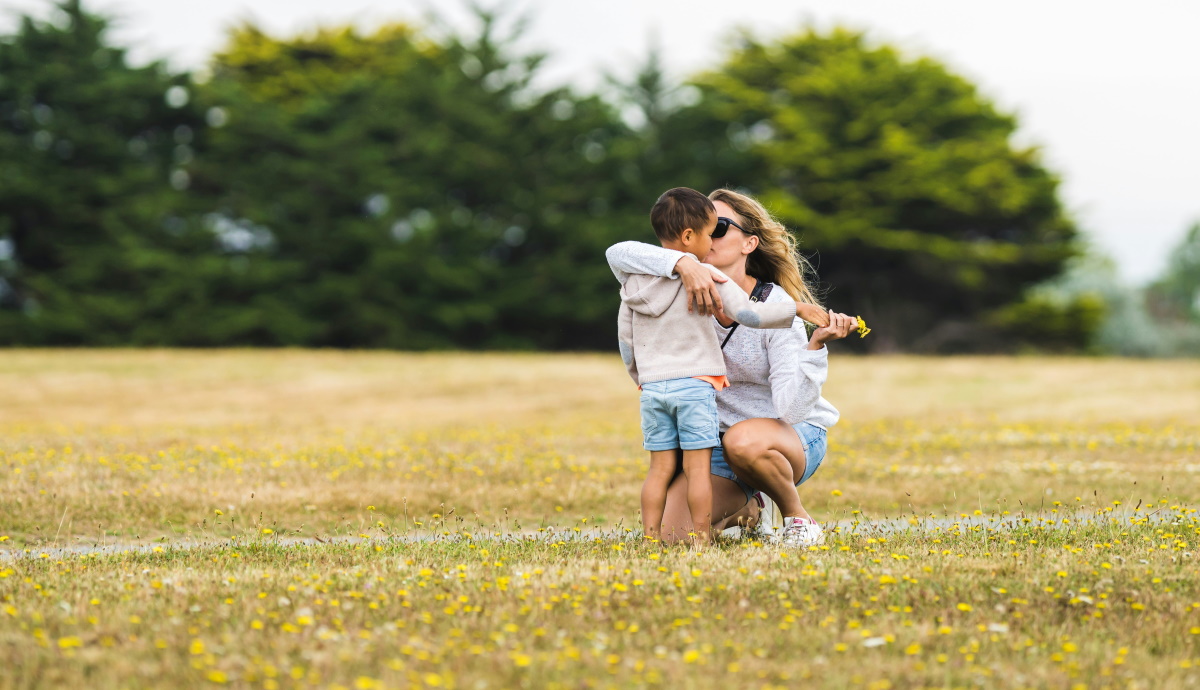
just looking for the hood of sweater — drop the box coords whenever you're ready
[619,273,682,317]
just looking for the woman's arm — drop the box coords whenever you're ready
[767,310,858,422]
[807,312,858,350]
[766,322,829,425]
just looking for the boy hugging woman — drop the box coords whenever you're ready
[616,188,831,546]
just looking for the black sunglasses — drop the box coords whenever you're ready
[712,216,745,239]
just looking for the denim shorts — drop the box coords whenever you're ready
[639,378,720,451]
[711,422,828,500]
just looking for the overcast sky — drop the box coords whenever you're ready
[4,0,1198,283]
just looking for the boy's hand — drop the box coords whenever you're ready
[796,302,831,327]
[674,257,726,316]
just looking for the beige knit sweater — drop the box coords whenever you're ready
[617,260,797,385]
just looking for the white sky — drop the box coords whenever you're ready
[4,0,1198,284]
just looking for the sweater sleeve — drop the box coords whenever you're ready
[605,241,689,285]
[709,266,796,329]
[617,300,639,385]
[766,321,829,425]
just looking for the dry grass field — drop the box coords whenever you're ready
[2,350,1200,689]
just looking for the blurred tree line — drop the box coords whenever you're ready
[1030,226,1200,357]
[1,1,1191,352]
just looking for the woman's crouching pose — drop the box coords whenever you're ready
[607,188,858,547]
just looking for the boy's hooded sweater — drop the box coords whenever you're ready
[618,259,796,385]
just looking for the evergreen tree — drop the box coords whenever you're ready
[0,0,205,344]
[191,11,643,348]
[671,29,1080,351]
[0,5,1091,353]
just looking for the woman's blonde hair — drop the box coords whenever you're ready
[708,188,821,306]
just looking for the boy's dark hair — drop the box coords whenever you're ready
[650,187,715,242]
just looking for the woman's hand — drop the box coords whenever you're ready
[808,311,857,350]
[674,256,726,316]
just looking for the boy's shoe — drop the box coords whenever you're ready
[779,516,824,547]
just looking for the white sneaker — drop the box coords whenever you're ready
[779,516,825,547]
[753,492,778,537]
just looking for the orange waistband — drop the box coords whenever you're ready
[691,375,730,390]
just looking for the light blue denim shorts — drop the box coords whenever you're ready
[711,422,828,500]
[639,378,720,451]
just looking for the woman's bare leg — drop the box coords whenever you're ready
[715,496,761,532]
[721,419,813,521]
[659,473,747,544]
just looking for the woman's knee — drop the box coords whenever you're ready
[723,420,806,479]
[721,425,765,468]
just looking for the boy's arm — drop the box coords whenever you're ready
[709,266,799,329]
[605,241,688,285]
[707,266,833,329]
[617,301,639,384]
[607,242,727,315]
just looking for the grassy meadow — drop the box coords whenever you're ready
[2,350,1200,689]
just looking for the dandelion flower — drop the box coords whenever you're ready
[855,316,871,338]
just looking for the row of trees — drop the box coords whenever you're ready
[3,0,1172,352]
[1034,225,1200,357]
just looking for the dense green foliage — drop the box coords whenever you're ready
[186,20,651,348]
[666,30,1080,350]
[0,0,206,344]
[0,1,1112,351]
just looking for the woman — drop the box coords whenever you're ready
[606,188,857,546]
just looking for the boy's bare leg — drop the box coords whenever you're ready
[660,475,747,544]
[680,449,713,546]
[641,450,679,540]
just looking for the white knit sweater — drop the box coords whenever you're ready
[606,241,840,431]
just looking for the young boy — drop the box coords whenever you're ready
[618,187,829,545]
